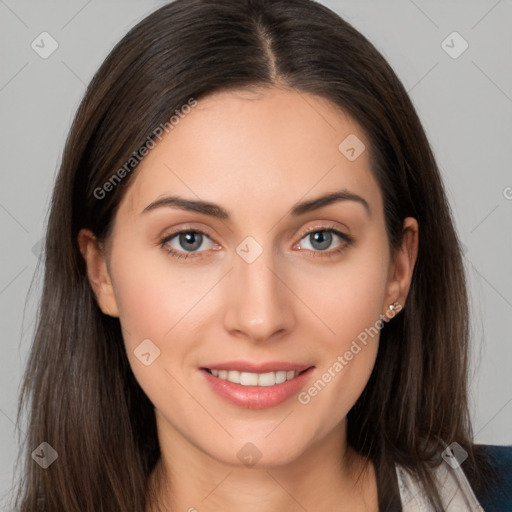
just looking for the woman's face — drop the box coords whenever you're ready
[82,87,417,468]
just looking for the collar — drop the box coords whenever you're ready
[395,458,485,511]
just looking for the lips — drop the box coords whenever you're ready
[201,360,312,373]
[200,361,315,409]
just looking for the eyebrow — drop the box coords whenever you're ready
[141,190,370,219]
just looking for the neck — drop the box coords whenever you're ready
[146,416,378,512]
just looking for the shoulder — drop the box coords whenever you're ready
[470,444,512,511]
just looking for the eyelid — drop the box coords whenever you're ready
[293,224,354,253]
[159,225,217,251]
[159,222,354,259]
[159,222,215,242]
[296,221,351,239]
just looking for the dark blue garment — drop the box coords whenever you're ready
[473,444,512,511]
[379,444,512,511]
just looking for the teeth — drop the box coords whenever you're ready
[240,371,259,385]
[256,372,275,386]
[275,371,287,384]
[208,369,300,386]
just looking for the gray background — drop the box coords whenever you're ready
[1,0,511,507]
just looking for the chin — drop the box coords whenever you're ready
[201,434,310,470]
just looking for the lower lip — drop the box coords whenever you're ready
[201,367,315,409]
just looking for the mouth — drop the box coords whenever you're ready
[200,363,315,409]
[202,367,310,387]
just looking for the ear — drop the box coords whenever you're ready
[382,217,419,315]
[77,229,119,317]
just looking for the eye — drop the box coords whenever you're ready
[160,225,353,261]
[295,227,353,258]
[160,229,218,260]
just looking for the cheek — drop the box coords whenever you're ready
[114,270,172,347]
[296,238,390,346]
[294,238,389,421]
[110,242,208,345]
[109,251,200,421]
[108,243,219,393]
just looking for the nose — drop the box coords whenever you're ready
[222,241,296,344]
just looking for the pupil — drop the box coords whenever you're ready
[311,231,331,250]
[180,232,202,251]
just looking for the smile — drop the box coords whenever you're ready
[201,364,315,409]
[205,368,302,386]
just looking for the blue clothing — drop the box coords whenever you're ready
[473,444,512,511]
[383,444,512,511]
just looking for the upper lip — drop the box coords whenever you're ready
[201,361,314,373]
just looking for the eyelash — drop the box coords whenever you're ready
[159,225,354,261]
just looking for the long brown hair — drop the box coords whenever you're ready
[13,0,494,510]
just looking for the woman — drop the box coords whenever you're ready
[13,0,512,510]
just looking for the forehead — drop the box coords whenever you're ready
[119,87,382,222]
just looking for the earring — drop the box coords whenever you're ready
[385,302,401,320]
[389,302,400,311]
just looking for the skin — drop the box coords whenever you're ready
[79,86,418,511]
